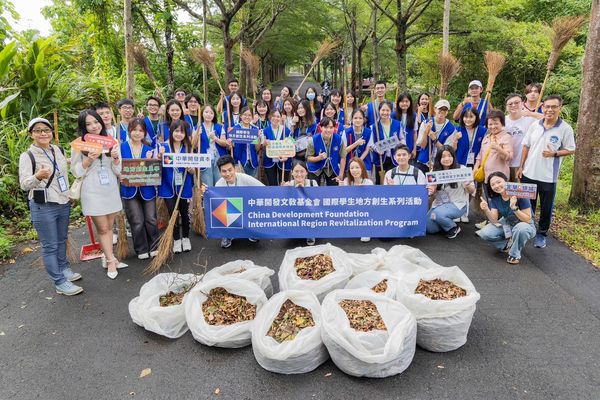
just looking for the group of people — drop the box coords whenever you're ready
[19,77,575,296]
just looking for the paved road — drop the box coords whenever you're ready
[2,74,600,399]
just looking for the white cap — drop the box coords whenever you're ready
[434,99,451,110]
[27,117,53,133]
[469,80,483,88]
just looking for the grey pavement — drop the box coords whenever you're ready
[1,218,599,400]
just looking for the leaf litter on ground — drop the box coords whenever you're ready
[202,287,256,325]
[267,299,315,342]
[339,299,387,332]
[294,254,334,280]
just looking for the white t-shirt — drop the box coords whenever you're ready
[215,172,264,187]
[431,166,473,209]
[342,178,374,186]
[505,115,536,168]
[383,165,427,185]
[522,119,576,183]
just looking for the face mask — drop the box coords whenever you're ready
[307,93,316,101]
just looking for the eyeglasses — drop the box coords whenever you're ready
[120,106,134,110]
[506,101,521,106]
[32,129,53,134]
[542,105,560,110]
[175,92,186,96]
[147,103,160,107]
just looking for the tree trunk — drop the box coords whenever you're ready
[395,22,408,91]
[164,0,175,97]
[124,0,135,99]
[357,46,363,98]
[370,8,381,81]
[202,0,208,103]
[570,0,600,209]
[442,0,450,55]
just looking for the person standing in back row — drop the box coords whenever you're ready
[517,95,575,249]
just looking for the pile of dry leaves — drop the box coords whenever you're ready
[339,299,387,332]
[267,300,315,343]
[415,279,466,300]
[159,291,186,307]
[294,254,335,280]
[202,287,257,325]
[371,279,388,294]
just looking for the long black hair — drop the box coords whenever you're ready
[487,171,509,198]
[77,109,107,138]
[433,145,459,188]
[168,119,192,152]
[165,99,184,125]
[394,92,415,130]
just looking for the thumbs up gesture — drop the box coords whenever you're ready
[35,163,52,180]
[542,144,556,158]
[480,196,490,212]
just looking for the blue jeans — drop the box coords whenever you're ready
[426,203,466,234]
[243,162,257,178]
[29,201,71,285]
[477,219,536,259]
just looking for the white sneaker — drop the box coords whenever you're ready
[112,233,118,245]
[453,218,460,223]
[461,215,469,223]
[137,253,150,260]
[173,239,182,254]
[360,237,371,242]
[475,220,488,229]
[182,238,192,252]
[149,250,158,257]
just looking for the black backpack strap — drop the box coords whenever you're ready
[27,150,36,172]
[412,166,419,183]
[29,148,57,188]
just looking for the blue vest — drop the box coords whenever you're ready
[455,125,487,165]
[293,122,317,139]
[161,120,191,141]
[263,123,293,170]
[202,123,228,158]
[157,142,194,199]
[120,142,157,200]
[184,114,200,133]
[416,119,456,165]
[462,99,490,127]
[397,112,417,154]
[222,95,247,114]
[307,133,343,175]
[119,122,128,143]
[232,123,259,168]
[221,111,241,132]
[144,117,162,148]
[366,100,395,127]
[371,118,404,166]
[343,126,372,171]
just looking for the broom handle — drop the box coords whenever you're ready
[536,69,551,110]
[53,110,59,143]
[86,216,97,244]
[297,62,318,94]
[173,170,189,213]
[478,92,490,121]
[370,90,385,182]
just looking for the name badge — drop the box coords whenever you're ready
[502,223,513,239]
[174,171,183,186]
[467,152,475,165]
[57,175,68,192]
[98,168,110,186]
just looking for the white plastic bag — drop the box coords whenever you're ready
[252,290,328,374]
[344,247,387,276]
[128,273,198,339]
[279,243,352,302]
[184,277,267,348]
[345,271,398,299]
[396,266,480,352]
[379,245,442,277]
[321,289,417,378]
[203,260,275,297]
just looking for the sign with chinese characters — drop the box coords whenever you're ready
[204,185,427,239]
[83,134,119,151]
[162,153,212,168]
[120,159,162,186]
[266,140,296,158]
[505,182,537,199]
[70,137,104,154]
[229,127,259,144]
[372,135,400,154]
[294,136,309,152]
[426,168,473,184]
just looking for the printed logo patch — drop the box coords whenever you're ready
[210,198,243,228]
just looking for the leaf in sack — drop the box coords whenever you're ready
[415,279,467,300]
[371,279,388,293]
[339,300,387,332]
[202,287,256,326]
[214,388,221,395]
[159,290,186,307]
[324,372,332,377]
[139,368,151,378]
[294,254,335,280]
[267,300,315,343]
[437,365,445,369]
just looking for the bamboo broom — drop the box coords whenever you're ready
[439,52,462,98]
[189,47,226,95]
[241,48,260,105]
[479,51,506,119]
[130,43,165,102]
[114,113,129,260]
[191,126,207,238]
[297,39,339,93]
[370,89,385,184]
[536,15,587,109]
[144,170,189,275]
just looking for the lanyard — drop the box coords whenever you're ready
[393,167,410,185]
[467,127,478,152]
[41,147,59,174]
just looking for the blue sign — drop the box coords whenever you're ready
[229,127,259,144]
[205,185,427,239]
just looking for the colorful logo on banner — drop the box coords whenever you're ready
[210,198,244,228]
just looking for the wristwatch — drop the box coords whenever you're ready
[554,151,559,158]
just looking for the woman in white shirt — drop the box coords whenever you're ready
[341,157,373,242]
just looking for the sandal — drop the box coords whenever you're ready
[107,258,118,279]
[506,256,520,265]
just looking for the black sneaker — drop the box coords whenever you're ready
[446,226,461,239]
[220,238,232,248]
[248,238,259,243]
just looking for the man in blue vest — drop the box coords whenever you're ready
[306,117,347,186]
[452,80,490,126]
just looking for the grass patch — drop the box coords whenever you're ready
[552,156,600,267]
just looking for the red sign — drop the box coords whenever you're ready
[70,137,103,153]
[84,134,119,151]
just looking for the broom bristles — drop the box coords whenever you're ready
[66,235,78,265]
[191,186,207,238]
[547,15,587,70]
[129,43,157,83]
[439,52,462,98]
[190,48,219,82]
[116,212,129,260]
[312,39,339,68]
[156,198,169,229]
[484,51,506,94]
[144,211,178,275]
[241,48,260,95]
